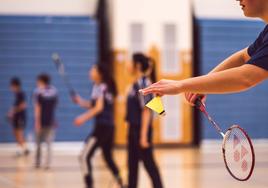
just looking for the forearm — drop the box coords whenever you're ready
[34,104,41,129]
[15,102,27,112]
[78,108,100,122]
[78,99,92,109]
[209,48,250,74]
[179,65,267,94]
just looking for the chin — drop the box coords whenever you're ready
[243,10,258,18]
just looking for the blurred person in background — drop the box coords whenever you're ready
[141,0,268,107]
[8,77,29,156]
[34,73,58,169]
[125,53,163,188]
[73,64,124,188]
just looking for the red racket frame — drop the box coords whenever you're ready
[222,125,255,181]
[195,98,255,181]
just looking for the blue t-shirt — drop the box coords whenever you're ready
[126,76,153,126]
[247,25,268,70]
[34,86,58,127]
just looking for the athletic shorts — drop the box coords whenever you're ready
[13,117,26,130]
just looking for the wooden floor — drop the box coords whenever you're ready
[0,141,267,188]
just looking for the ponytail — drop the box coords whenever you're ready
[132,53,157,83]
[148,57,157,83]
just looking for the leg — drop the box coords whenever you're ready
[80,136,96,174]
[13,119,24,150]
[83,138,99,188]
[13,129,20,144]
[100,127,123,185]
[35,129,44,168]
[141,148,163,188]
[13,129,23,156]
[127,131,139,188]
[44,128,55,169]
[16,129,25,147]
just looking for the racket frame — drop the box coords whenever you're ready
[222,125,255,181]
[51,53,76,97]
[195,98,255,181]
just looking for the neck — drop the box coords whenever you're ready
[260,4,268,24]
[135,72,145,81]
[263,15,268,24]
[95,80,102,84]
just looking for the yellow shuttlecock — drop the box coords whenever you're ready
[145,96,166,116]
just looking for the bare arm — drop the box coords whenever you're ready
[141,64,268,95]
[73,95,92,109]
[34,103,41,132]
[140,108,151,148]
[74,97,104,126]
[14,102,27,112]
[185,48,251,104]
[77,98,92,109]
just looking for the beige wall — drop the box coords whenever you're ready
[0,0,97,16]
[111,0,193,51]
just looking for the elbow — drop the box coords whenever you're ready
[94,106,103,115]
[241,77,254,90]
[240,74,262,91]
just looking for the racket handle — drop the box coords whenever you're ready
[195,97,205,109]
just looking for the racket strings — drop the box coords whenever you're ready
[223,126,254,180]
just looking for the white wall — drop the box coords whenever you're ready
[112,0,193,50]
[193,0,259,20]
[0,0,98,16]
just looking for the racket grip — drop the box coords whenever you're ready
[195,97,204,109]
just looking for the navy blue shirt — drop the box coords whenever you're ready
[13,91,26,121]
[34,86,58,127]
[126,76,153,126]
[91,83,114,126]
[247,25,268,70]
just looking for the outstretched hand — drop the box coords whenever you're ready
[139,79,181,96]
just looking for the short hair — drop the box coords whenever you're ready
[10,77,21,87]
[37,73,50,85]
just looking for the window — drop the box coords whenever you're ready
[162,24,179,74]
[130,23,144,55]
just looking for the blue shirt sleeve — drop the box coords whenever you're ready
[139,77,153,107]
[246,25,268,71]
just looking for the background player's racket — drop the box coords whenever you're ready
[195,98,255,181]
[51,53,76,97]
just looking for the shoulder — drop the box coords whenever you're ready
[33,88,42,96]
[263,25,268,41]
[92,83,107,97]
[138,77,152,88]
[93,83,106,92]
[99,83,107,92]
[49,85,58,94]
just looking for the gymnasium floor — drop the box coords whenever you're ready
[0,141,267,188]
